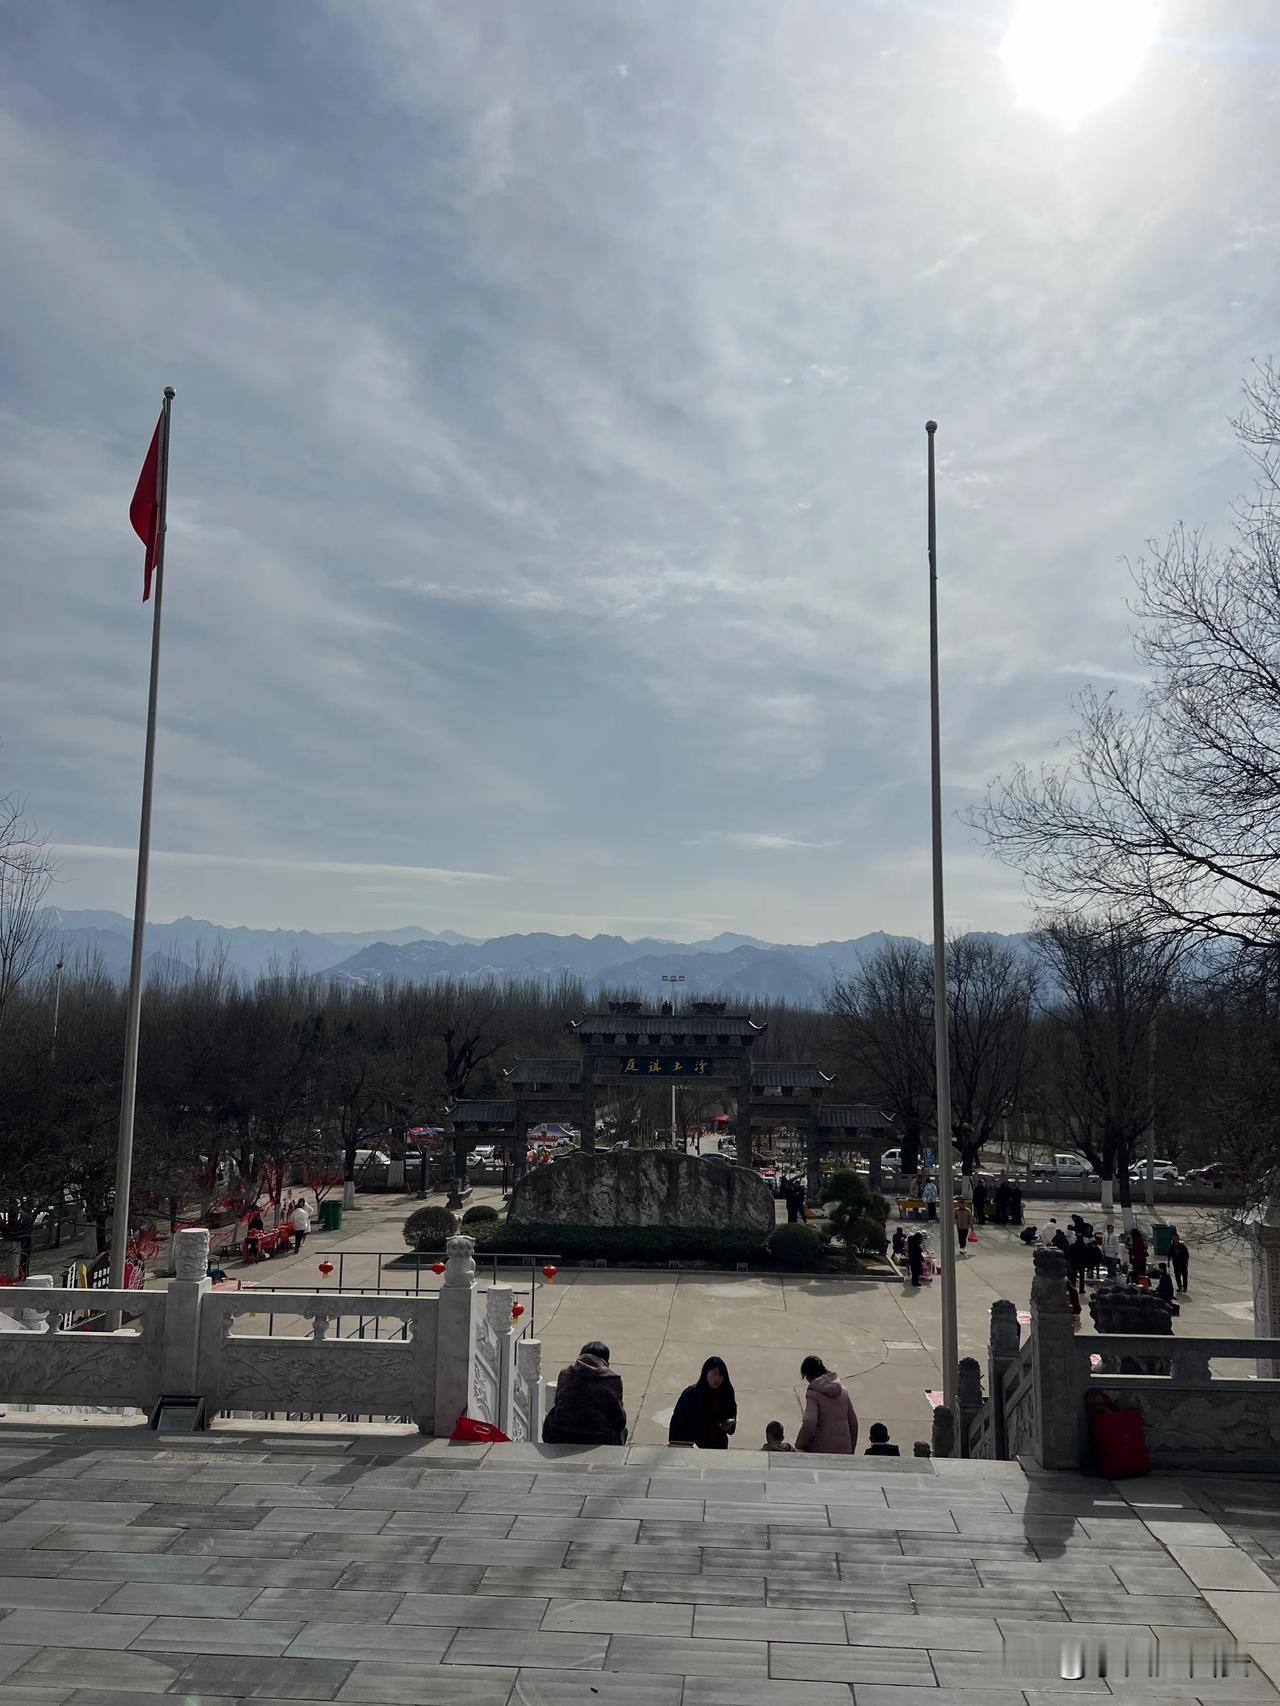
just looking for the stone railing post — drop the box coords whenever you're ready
[514,1337,543,1441]
[15,1272,54,1333]
[161,1229,211,1398]
[1246,1197,1280,1379]
[488,1288,518,1437]
[1030,1247,1083,1469]
[988,1297,1020,1460]
[957,1357,984,1457]
[435,1234,477,1437]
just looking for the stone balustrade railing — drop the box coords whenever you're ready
[0,1231,544,1440]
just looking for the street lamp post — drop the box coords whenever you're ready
[661,974,686,1148]
[50,958,65,1060]
[926,420,960,1421]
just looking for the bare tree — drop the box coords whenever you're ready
[0,796,55,1041]
[1031,915,1183,1229]
[829,940,934,1173]
[972,364,1280,947]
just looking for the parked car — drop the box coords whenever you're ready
[1184,1162,1240,1187]
[1031,1153,1092,1180]
[880,1148,903,1174]
[1135,1158,1180,1182]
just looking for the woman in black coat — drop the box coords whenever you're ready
[668,1356,737,1449]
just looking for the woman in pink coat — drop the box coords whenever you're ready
[794,1355,859,1453]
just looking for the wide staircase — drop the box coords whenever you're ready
[0,1420,1275,1705]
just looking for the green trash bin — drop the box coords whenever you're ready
[320,1199,343,1233]
[1152,1221,1174,1257]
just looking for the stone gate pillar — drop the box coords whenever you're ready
[580,1060,597,1153]
[1246,1196,1280,1379]
[988,1298,1020,1460]
[805,1124,821,1203]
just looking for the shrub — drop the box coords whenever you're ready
[461,1204,499,1226]
[475,1221,768,1266]
[824,1171,891,1253]
[403,1206,457,1251]
[767,1222,825,1270]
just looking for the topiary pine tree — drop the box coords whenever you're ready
[823,1169,891,1256]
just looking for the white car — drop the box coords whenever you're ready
[1032,1154,1091,1180]
[881,1148,903,1173]
[1137,1159,1179,1182]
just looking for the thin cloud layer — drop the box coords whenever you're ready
[1,2,1274,940]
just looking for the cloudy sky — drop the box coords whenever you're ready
[1,1,1275,943]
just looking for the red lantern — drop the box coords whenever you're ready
[512,1302,525,1321]
[541,1264,558,1282]
[431,1261,446,1276]
[318,1260,334,1277]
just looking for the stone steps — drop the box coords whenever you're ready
[0,1423,1274,1703]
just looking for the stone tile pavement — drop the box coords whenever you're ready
[0,1425,1273,1705]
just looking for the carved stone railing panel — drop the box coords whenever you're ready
[0,1288,167,1410]
[1001,1336,1037,1460]
[1074,1334,1280,1471]
[199,1290,439,1429]
[471,1282,512,1426]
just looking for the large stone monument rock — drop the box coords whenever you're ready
[508,1149,775,1236]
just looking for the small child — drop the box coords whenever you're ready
[762,1420,793,1452]
[864,1421,900,1457]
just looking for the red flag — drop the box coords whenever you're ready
[129,414,163,602]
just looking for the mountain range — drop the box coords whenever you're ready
[37,908,1031,1005]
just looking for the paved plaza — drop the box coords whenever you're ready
[0,1423,1275,1704]
[243,1193,1256,1455]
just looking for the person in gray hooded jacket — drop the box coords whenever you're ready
[542,1341,627,1445]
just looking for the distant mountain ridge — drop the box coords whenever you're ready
[37,908,1033,1004]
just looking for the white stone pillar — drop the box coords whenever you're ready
[1030,1247,1083,1469]
[515,1337,544,1441]
[161,1229,211,1396]
[434,1234,477,1437]
[1246,1197,1280,1380]
[16,1272,54,1332]
[489,1287,518,1438]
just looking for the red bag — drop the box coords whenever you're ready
[1088,1394,1149,1478]
[967,1231,977,1243]
[450,1415,510,1444]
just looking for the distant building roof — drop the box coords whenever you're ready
[751,1065,834,1089]
[571,1013,766,1038]
[818,1104,894,1130]
[449,1101,516,1125]
[505,1061,583,1086]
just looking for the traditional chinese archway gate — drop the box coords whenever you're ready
[445,1001,892,1205]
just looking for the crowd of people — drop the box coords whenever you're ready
[541,1343,919,1457]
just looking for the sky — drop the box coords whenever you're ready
[2,1,1277,945]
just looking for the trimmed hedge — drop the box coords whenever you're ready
[470,1219,768,1266]
[461,1204,499,1225]
[767,1222,825,1269]
[403,1206,457,1251]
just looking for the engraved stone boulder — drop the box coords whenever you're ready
[507,1149,775,1235]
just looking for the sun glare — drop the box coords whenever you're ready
[1000,0,1157,126]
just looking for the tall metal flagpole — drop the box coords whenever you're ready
[926,419,960,1418]
[109,386,175,1296]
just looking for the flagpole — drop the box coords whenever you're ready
[109,386,175,1300]
[927,419,960,1419]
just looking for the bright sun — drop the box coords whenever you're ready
[1000,0,1158,126]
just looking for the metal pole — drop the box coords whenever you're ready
[51,958,64,1060]
[109,386,174,1300]
[1145,1010,1157,1213]
[926,419,960,1419]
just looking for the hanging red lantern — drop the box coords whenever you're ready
[512,1302,525,1321]
[541,1264,558,1282]
[431,1261,446,1275]
[318,1260,334,1277]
